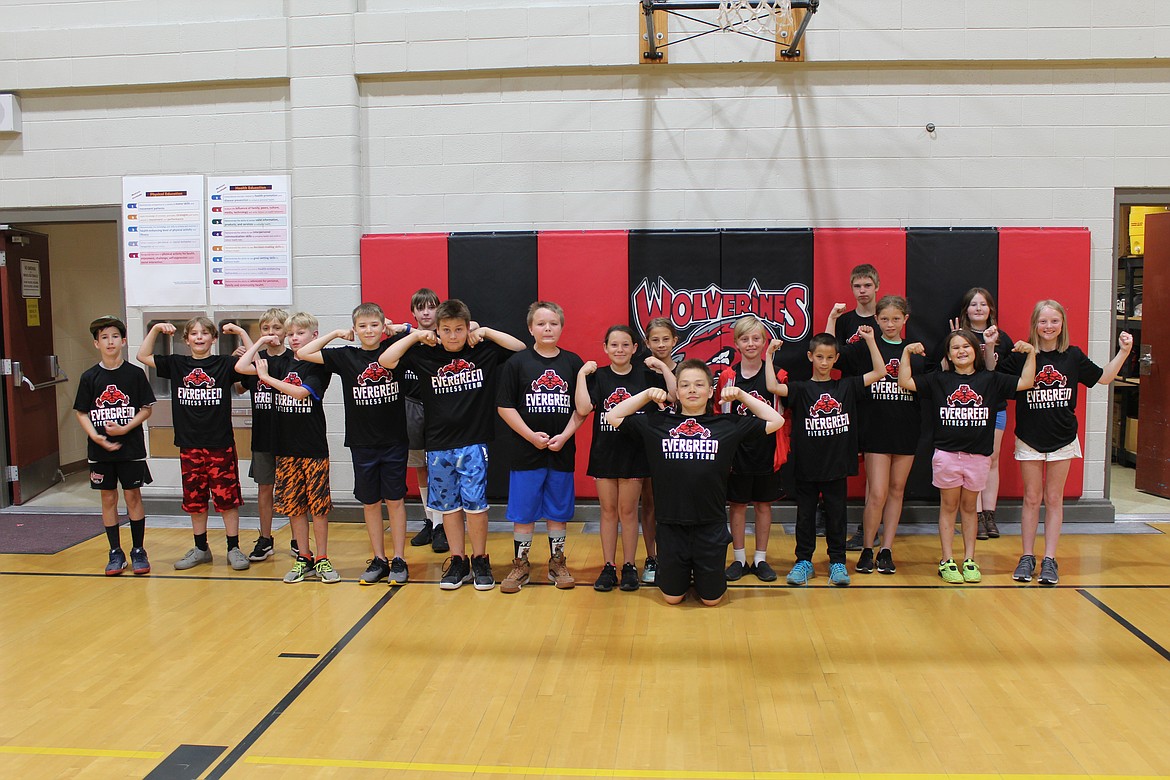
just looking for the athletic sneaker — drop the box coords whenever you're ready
[501,556,531,594]
[961,558,982,583]
[829,562,851,587]
[227,547,251,571]
[752,560,778,582]
[431,523,450,554]
[1038,556,1059,586]
[845,525,864,551]
[938,558,963,584]
[283,555,314,583]
[290,538,300,558]
[855,548,875,574]
[470,554,495,591]
[985,510,1000,538]
[620,562,640,591]
[642,556,658,584]
[130,547,151,575]
[724,560,747,582]
[105,548,127,576]
[594,562,619,592]
[174,546,213,570]
[976,511,990,541]
[1013,554,1037,583]
[315,556,341,583]
[875,548,896,575]
[786,559,814,586]
[440,555,472,590]
[248,536,274,561]
[548,553,575,589]
[360,557,391,585]
[388,557,409,585]
[410,519,433,547]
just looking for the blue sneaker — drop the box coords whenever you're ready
[786,560,814,586]
[829,562,851,587]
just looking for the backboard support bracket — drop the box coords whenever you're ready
[639,0,818,63]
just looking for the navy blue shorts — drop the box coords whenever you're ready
[505,468,575,524]
[351,443,409,505]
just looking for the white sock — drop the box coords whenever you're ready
[419,487,431,523]
[733,548,746,564]
[753,549,767,565]
[433,510,443,528]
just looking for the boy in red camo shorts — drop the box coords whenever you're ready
[138,317,252,571]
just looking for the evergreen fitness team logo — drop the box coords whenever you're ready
[884,358,900,380]
[354,362,398,406]
[526,370,572,414]
[735,390,768,415]
[809,393,842,416]
[669,418,711,439]
[97,385,130,407]
[177,367,221,406]
[946,384,983,406]
[531,369,569,393]
[1028,364,1073,408]
[357,362,391,385]
[664,418,717,460]
[631,277,810,367]
[433,358,483,394]
[602,387,632,411]
[806,393,849,436]
[1034,364,1067,387]
[940,383,988,426]
[183,368,214,387]
[90,384,136,429]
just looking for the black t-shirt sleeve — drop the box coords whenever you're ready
[998,349,1024,376]
[153,354,173,380]
[496,355,521,409]
[586,372,599,408]
[73,371,94,414]
[1074,347,1105,387]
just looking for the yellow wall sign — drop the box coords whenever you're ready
[26,297,39,326]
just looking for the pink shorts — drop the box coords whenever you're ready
[931,449,991,492]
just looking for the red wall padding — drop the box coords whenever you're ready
[359,234,449,323]
[538,231,630,500]
[997,227,1092,498]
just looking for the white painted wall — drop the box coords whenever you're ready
[3,1,1169,499]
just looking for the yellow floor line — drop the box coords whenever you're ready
[0,745,165,759]
[242,756,1170,780]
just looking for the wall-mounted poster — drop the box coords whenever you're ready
[122,175,207,307]
[206,175,292,307]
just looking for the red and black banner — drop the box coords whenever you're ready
[362,227,1091,501]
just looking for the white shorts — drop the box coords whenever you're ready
[1014,437,1082,462]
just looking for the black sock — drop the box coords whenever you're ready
[227,535,240,551]
[105,524,121,551]
[129,518,146,549]
[194,532,209,551]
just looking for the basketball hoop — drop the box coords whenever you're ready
[716,0,793,39]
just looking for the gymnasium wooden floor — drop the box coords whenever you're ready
[3,520,1170,780]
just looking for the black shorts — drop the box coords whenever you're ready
[351,443,409,505]
[656,521,732,602]
[89,460,152,492]
[727,471,781,504]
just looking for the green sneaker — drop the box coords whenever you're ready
[283,555,313,583]
[315,556,341,584]
[961,558,982,583]
[938,558,963,584]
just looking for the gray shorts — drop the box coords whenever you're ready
[248,450,276,485]
[406,398,425,450]
[408,449,426,469]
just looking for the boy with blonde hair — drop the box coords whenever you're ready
[240,307,289,561]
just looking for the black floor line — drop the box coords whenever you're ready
[203,587,400,779]
[277,652,320,659]
[1078,589,1170,662]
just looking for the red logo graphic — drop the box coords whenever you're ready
[809,393,842,416]
[96,385,130,406]
[282,372,304,387]
[184,368,214,387]
[357,362,391,385]
[884,358,900,379]
[735,390,768,415]
[632,277,810,367]
[669,418,712,439]
[946,384,983,406]
[603,387,632,411]
[531,369,569,393]
[846,328,864,345]
[438,358,474,377]
[1034,364,1067,388]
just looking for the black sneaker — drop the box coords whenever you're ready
[725,560,747,581]
[752,560,778,582]
[360,557,391,585]
[388,557,409,586]
[620,562,640,591]
[1038,556,1059,586]
[875,547,896,574]
[290,538,300,559]
[856,547,875,574]
[594,563,619,592]
[845,526,864,551]
[440,555,472,590]
[248,536,274,562]
[431,523,450,554]
[471,554,495,591]
[410,519,433,547]
[130,547,151,575]
[105,548,127,576]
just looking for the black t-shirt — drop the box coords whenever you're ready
[240,349,288,454]
[933,327,1014,412]
[154,354,243,449]
[271,359,331,458]
[397,340,512,450]
[727,363,777,475]
[623,411,766,525]
[1000,346,1103,452]
[785,376,866,482]
[496,348,584,472]
[915,369,1019,456]
[835,311,877,346]
[74,361,156,462]
[586,365,661,479]
[321,340,408,448]
[841,338,929,455]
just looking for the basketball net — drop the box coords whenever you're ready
[717,0,793,38]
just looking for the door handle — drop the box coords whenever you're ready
[10,358,69,391]
[1139,344,1153,376]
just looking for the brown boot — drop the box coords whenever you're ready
[984,510,1000,538]
[547,552,576,589]
[976,511,990,541]
[500,556,530,594]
